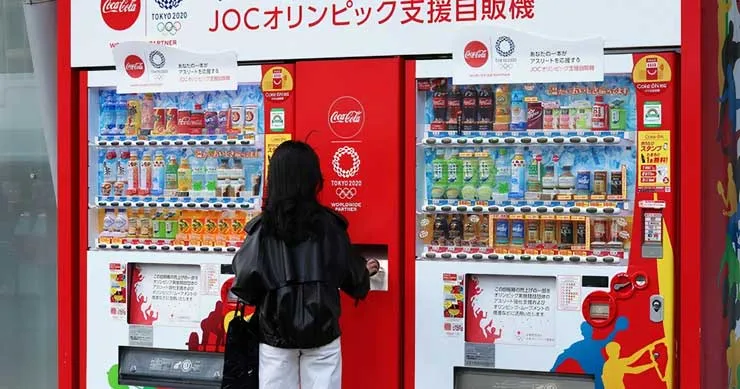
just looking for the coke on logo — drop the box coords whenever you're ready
[101,0,141,31]
[124,55,145,78]
[463,41,489,68]
[327,96,365,139]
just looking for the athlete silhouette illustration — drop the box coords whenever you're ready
[601,339,666,389]
[551,316,629,389]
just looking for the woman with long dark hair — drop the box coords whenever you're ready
[231,140,378,389]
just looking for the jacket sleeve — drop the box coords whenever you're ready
[231,229,265,306]
[338,230,371,300]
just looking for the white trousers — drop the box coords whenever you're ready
[259,337,342,389]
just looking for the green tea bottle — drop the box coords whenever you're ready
[477,151,494,200]
[460,148,479,200]
[430,149,447,199]
[445,151,463,199]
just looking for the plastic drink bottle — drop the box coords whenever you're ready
[100,95,116,135]
[126,152,140,196]
[430,149,448,199]
[461,148,479,200]
[151,152,166,196]
[445,151,463,199]
[509,149,526,199]
[177,157,193,194]
[115,95,128,135]
[510,88,527,131]
[191,157,206,197]
[591,96,609,130]
[139,152,153,196]
[477,151,494,200]
[205,156,219,196]
[494,149,510,201]
[494,85,511,130]
[164,155,179,197]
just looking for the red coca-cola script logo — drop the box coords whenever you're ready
[327,96,365,139]
[124,55,145,78]
[464,41,489,68]
[101,0,141,31]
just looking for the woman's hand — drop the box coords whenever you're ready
[366,258,380,277]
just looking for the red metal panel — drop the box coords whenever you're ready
[403,59,417,389]
[679,0,703,386]
[57,0,80,388]
[295,58,404,389]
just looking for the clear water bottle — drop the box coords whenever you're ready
[100,95,116,136]
[115,95,129,135]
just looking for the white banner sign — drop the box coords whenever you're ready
[452,27,604,85]
[71,0,679,68]
[112,41,237,93]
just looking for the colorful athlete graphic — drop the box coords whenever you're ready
[602,339,667,389]
[552,317,629,389]
[718,1,740,387]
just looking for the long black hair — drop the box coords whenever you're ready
[261,141,325,245]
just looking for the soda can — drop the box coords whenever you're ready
[230,106,245,131]
[244,105,258,135]
[610,170,623,196]
[177,109,191,134]
[152,107,166,135]
[593,171,607,195]
[576,171,591,195]
[218,107,231,134]
[125,99,142,136]
[165,107,178,134]
[495,218,509,247]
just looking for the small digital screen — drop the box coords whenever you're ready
[589,302,610,320]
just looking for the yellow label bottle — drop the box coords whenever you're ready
[177,157,192,193]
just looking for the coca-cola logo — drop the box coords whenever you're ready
[463,41,489,68]
[124,55,145,78]
[327,96,365,139]
[101,0,141,31]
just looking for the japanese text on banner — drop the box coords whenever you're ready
[208,0,536,32]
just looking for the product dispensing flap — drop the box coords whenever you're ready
[118,346,223,388]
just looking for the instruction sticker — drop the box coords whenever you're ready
[129,325,154,347]
[637,130,671,192]
[557,275,582,311]
[443,273,465,336]
[109,263,127,320]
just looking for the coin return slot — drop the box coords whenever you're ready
[589,302,610,320]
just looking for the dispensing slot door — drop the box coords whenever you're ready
[639,200,665,259]
[353,244,389,292]
[454,367,594,389]
[118,346,223,388]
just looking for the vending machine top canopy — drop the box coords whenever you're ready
[71,0,680,68]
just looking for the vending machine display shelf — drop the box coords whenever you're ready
[95,240,238,254]
[420,250,624,264]
[422,130,633,147]
[94,197,256,209]
[94,135,255,147]
[423,200,629,215]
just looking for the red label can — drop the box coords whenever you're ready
[152,108,166,135]
[177,110,191,134]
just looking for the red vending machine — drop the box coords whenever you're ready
[404,40,680,389]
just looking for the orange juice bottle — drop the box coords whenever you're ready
[191,210,205,246]
[203,211,218,247]
[217,211,232,246]
[231,211,247,243]
[176,210,192,245]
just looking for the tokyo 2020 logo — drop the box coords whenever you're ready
[495,36,515,57]
[154,0,183,9]
[149,50,166,69]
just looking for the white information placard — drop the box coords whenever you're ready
[452,26,604,85]
[112,41,237,93]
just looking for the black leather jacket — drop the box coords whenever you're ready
[231,209,370,349]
